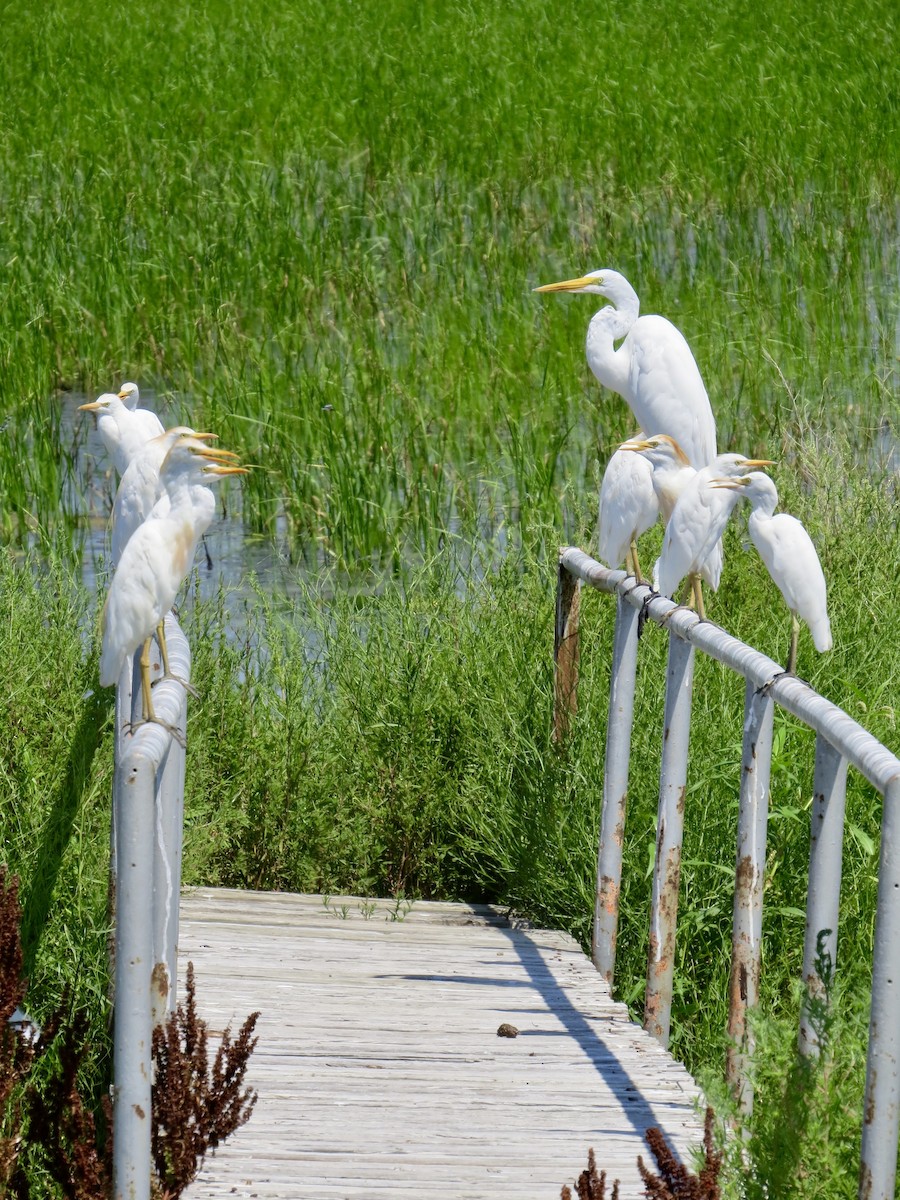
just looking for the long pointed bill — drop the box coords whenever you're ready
[77,400,108,412]
[203,464,249,477]
[742,458,776,468]
[533,274,597,294]
[190,441,240,461]
[709,478,747,490]
[619,438,655,453]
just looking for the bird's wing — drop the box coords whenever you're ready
[626,316,717,467]
[751,513,829,627]
[597,451,658,567]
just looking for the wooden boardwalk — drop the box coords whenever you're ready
[180,888,705,1200]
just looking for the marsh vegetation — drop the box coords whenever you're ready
[1,0,898,1193]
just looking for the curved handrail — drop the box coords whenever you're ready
[554,547,900,1200]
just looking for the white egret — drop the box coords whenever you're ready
[616,433,698,593]
[111,427,229,565]
[712,472,832,673]
[99,435,247,731]
[618,433,696,523]
[656,452,774,616]
[117,382,165,445]
[111,426,236,682]
[78,392,164,475]
[597,441,658,581]
[534,269,717,468]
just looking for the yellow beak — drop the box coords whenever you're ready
[533,274,598,294]
[742,458,776,469]
[77,399,107,412]
[203,463,250,476]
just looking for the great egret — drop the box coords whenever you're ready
[534,269,717,469]
[597,440,658,581]
[657,452,774,616]
[711,472,831,673]
[99,435,247,731]
[78,392,164,475]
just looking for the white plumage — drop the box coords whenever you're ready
[719,472,832,671]
[100,434,246,725]
[656,452,774,613]
[78,390,165,475]
[111,426,224,565]
[535,269,717,469]
[597,443,658,577]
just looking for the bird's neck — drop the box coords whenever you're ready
[653,464,695,522]
[749,495,777,526]
[585,301,636,395]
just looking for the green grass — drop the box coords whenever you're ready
[0,0,899,1192]
[0,0,897,562]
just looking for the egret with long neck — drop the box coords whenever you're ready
[535,269,717,469]
[712,472,831,673]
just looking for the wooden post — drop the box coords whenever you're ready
[553,558,581,743]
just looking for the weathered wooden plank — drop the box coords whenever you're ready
[181,888,704,1200]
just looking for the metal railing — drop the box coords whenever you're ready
[553,547,900,1200]
[111,614,189,1200]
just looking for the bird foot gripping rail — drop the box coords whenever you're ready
[554,547,900,1200]
[110,613,190,1200]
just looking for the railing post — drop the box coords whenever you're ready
[112,618,190,1199]
[112,732,155,1200]
[553,559,581,743]
[726,679,774,1114]
[859,775,900,1200]
[593,591,640,982]
[799,735,848,1057]
[151,615,189,1023]
[644,627,695,1047]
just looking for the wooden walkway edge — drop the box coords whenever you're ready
[180,888,705,1199]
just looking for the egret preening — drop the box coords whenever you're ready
[534,269,717,469]
[78,392,164,475]
[597,442,659,581]
[656,453,774,616]
[711,472,832,673]
[99,435,248,733]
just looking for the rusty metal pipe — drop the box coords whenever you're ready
[799,735,848,1058]
[860,775,900,1200]
[593,592,640,982]
[726,679,774,1113]
[553,561,581,743]
[644,628,695,1047]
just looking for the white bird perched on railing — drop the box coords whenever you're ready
[711,471,832,674]
[618,434,696,523]
[111,427,229,565]
[596,440,658,581]
[99,434,247,733]
[656,452,774,616]
[534,268,717,469]
[111,426,237,682]
[78,390,165,475]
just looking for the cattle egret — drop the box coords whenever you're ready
[657,453,774,616]
[534,269,717,468]
[597,441,659,580]
[712,472,831,673]
[111,427,231,565]
[78,392,164,475]
[99,435,247,732]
